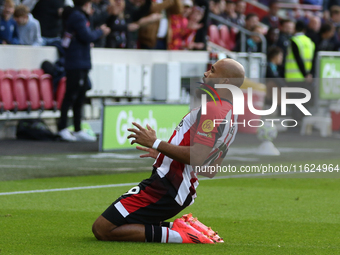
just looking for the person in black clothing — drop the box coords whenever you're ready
[58,0,110,142]
[235,0,246,26]
[276,19,294,77]
[265,47,285,108]
[208,0,222,26]
[31,0,66,45]
[194,0,209,50]
[314,22,340,52]
[106,0,145,48]
[261,1,279,28]
[91,0,110,47]
[305,16,321,44]
[266,27,279,50]
[105,0,129,48]
[124,0,151,48]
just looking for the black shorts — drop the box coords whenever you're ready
[102,171,192,226]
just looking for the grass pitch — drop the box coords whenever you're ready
[0,132,340,254]
[1,173,340,254]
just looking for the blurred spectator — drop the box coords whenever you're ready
[276,19,294,76]
[265,46,285,107]
[0,0,19,45]
[138,0,182,49]
[124,0,155,49]
[13,4,43,46]
[233,12,259,50]
[222,1,238,24]
[285,20,315,83]
[105,0,130,48]
[91,0,110,47]
[244,13,259,31]
[106,0,162,48]
[30,0,68,46]
[235,0,245,26]
[306,16,321,43]
[169,2,204,50]
[330,5,340,41]
[209,0,222,25]
[234,24,263,52]
[21,0,74,11]
[58,0,110,141]
[193,0,209,50]
[266,47,284,79]
[0,0,19,7]
[261,1,279,28]
[266,27,279,49]
[314,22,340,51]
[323,0,340,20]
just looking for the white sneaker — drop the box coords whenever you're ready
[73,130,96,142]
[58,128,77,142]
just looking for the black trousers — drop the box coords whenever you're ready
[58,69,89,132]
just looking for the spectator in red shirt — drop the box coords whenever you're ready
[169,1,204,50]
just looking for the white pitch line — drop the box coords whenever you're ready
[0,171,307,197]
[0,182,139,196]
[0,165,44,169]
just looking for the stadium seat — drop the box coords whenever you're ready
[13,75,29,111]
[219,25,231,50]
[56,77,66,110]
[26,76,41,110]
[229,28,237,48]
[18,69,31,77]
[208,25,221,45]
[39,74,56,110]
[0,75,17,111]
[32,69,44,77]
[5,69,17,77]
[0,70,4,79]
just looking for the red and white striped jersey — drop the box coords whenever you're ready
[153,99,238,206]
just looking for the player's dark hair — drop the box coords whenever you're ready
[246,13,257,21]
[267,47,283,61]
[73,0,91,6]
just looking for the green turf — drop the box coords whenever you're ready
[1,134,339,254]
[1,174,340,255]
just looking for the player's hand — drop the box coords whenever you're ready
[136,146,159,159]
[127,122,157,148]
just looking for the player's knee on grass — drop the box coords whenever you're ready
[92,215,117,241]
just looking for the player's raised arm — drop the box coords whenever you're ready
[128,122,213,165]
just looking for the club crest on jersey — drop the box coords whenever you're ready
[202,119,214,132]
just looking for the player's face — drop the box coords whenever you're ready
[196,62,225,98]
[203,63,225,83]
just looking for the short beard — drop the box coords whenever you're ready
[195,78,216,99]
